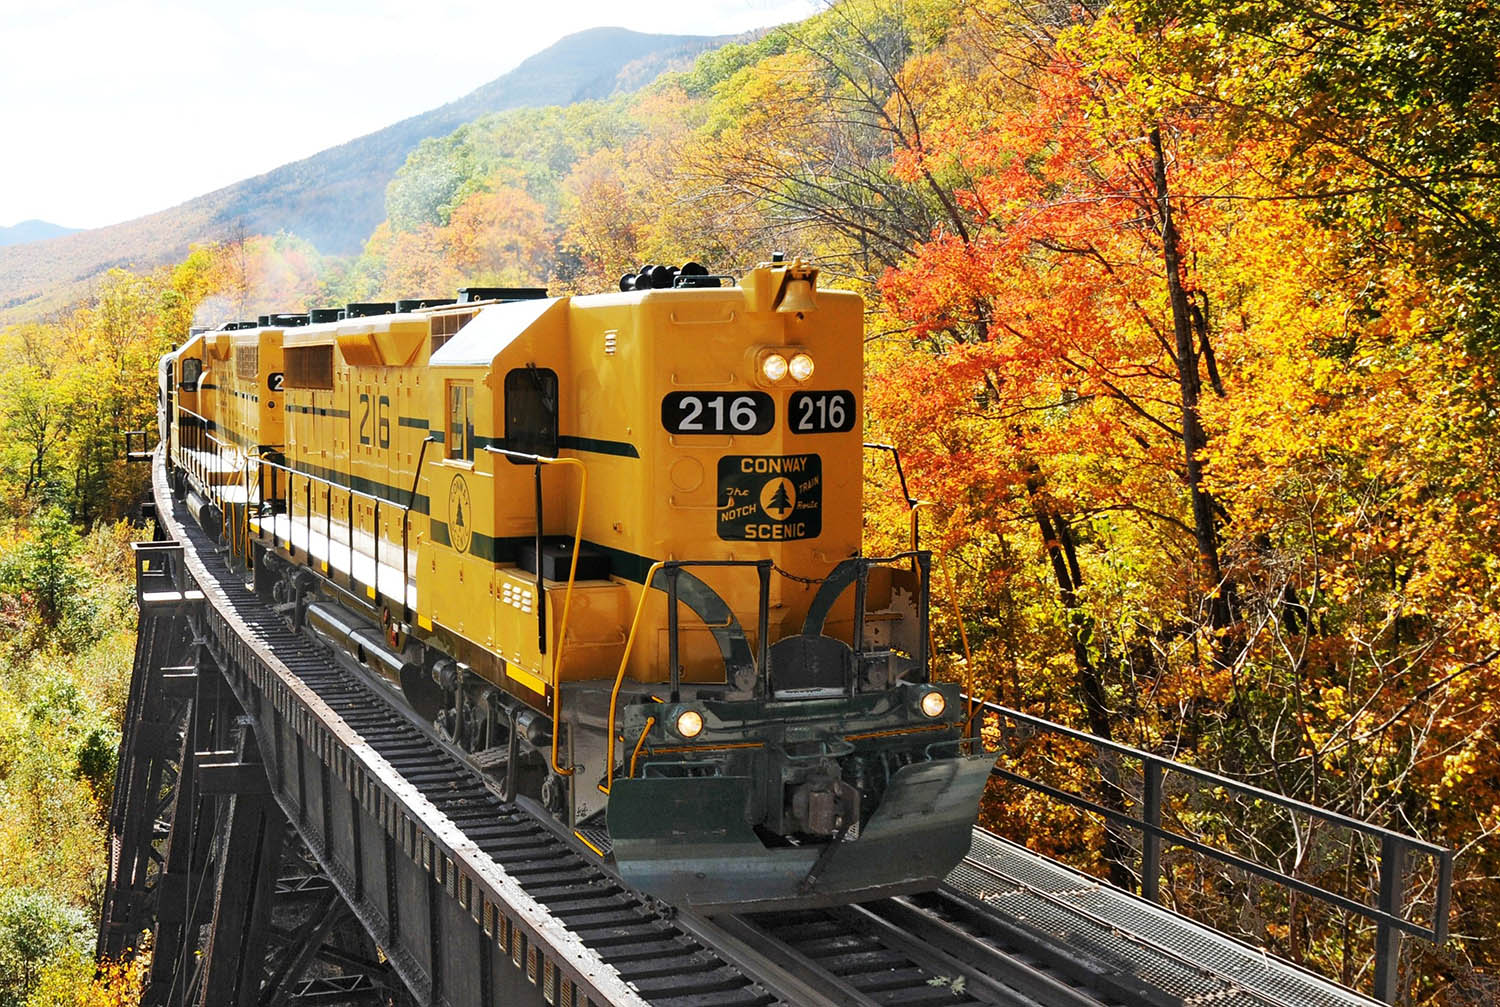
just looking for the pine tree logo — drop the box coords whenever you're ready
[760,478,795,521]
[448,473,473,554]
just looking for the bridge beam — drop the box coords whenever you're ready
[195,719,285,1007]
[97,592,193,963]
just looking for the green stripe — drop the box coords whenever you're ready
[286,404,351,418]
[284,458,430,515]
[280,458,658,576]
[196,416,256,451]
[283,407,635,458]
[482,435,639,459]
[558,434,639,458]
[429,519,514,563]
[586,541,656,583]
[428,518,656,579]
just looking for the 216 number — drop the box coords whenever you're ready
[662,392,774,435]
[358,391,391,448]
[789,391,855,433]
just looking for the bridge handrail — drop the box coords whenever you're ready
[978,698,1453,1001]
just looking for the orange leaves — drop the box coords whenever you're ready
[365,179,555,298]
[445,181,552,285]
[368,221,463,302]
[559,148,653,292]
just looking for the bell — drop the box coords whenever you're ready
[775,276,818,314]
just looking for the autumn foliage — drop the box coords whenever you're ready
[3,0,1498,1002]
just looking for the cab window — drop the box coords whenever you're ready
[447,381,474,461]
[504,366,558,462]
[180,357,203,390]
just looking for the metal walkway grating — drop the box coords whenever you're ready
[951,829,1384,1007]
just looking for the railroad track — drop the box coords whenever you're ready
[106,452,1387,1007]
[146,449,1144,1007]
[706,899,1125,1007]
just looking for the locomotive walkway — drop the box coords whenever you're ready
[98,452,1446,1007]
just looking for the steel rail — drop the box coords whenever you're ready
[707,898,1133,1007]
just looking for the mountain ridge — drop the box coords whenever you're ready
[0,220,79,248]
[0,27,732,321]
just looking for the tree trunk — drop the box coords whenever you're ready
[1149,126,1238,657]
[1027,472,1134,889]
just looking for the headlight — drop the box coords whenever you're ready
[788,353,815,381]
[675,709,704,738]
[919,690,946,718]
[761,352,789,382]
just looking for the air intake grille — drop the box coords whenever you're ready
[285,345,334,390]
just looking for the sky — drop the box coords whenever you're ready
[0,0,823,231]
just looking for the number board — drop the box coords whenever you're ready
[267,372,285,393]
[717,454,822,541]
[662,392,774,435]
[789,390,857,434]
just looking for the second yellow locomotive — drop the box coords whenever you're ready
[162,259,991,910]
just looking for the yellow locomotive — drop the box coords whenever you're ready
[160,259,992,910]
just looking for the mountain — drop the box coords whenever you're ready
[0,27,730,320]
[0,220,79,247]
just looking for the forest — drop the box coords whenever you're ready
[0,1,1495,1003]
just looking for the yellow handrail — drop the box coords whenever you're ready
[599,561,666,795]
[627,716,657,781]
[535,455,588,779]
[908,501,928,555]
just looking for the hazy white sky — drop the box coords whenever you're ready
[0,0,822,230]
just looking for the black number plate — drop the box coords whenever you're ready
[662,392,775,435]
[789,390,856,433]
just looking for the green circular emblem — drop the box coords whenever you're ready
[448,473,473,554]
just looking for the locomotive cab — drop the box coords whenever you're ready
[170,334,207,468]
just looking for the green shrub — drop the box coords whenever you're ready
[0,891,89,1007]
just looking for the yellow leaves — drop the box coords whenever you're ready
[372,222,462,300]
[1439,748,1479,792]
[28,947,148,1007]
